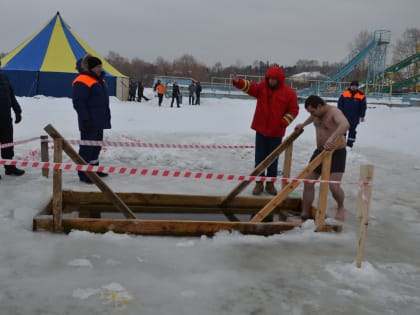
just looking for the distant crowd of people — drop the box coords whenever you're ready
[148,79,202,107]
[128,79,150,102]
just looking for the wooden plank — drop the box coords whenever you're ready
[62,191,301,209]
[44,124,136,219]
[219,129,303,207]
[52,138,63,232]
[356,164,374,268]
[33,216,53,232]
[40,135,49,177]
[315,150,333,229]
[59,218,303,236]
[282,144,293,189]
[315,224,343,233]
[34,216,342,235]
[74,203,301,215]
[250,150,326,222]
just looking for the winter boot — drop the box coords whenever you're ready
[265,182,277,196]
[252,182,264,195]
[5,165,25,176]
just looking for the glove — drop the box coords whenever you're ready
[15,113,22,124]
[82,120,91,130]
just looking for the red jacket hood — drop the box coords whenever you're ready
[265,66,286,85]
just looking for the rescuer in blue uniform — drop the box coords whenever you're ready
[72,55,111,183]
[337,80,367,148]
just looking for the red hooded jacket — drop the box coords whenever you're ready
[232,66,299,137]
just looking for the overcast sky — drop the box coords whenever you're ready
[1,0,419,67]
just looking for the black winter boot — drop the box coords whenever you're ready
[5,165,25,176]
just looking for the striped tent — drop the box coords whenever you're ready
[0,12,128,99]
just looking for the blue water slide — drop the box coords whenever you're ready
[299,39,378,96]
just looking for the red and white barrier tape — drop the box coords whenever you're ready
[0,158,371,186]
[66,139,255,149]
[358,184,371,205]
[2,136,254,150]
[0,137,40,149]
[121,135,142,143]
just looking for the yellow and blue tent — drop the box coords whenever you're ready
[0,12,128,99]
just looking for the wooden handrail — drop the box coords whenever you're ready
[250,136,343,223]
[219,129,303,208]
[44,124,137,219]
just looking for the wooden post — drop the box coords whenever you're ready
[219,129,303,208]
[356,165,374,268]
[44,124,137,219]
[282,144,293,189]
[40,135,49,178]
[315,150,333,229]
[52,138,63,232]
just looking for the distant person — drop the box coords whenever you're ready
[188,80,196,105]
[295,95,349,221]
[0,72,25,178]
[128,79,137,101]
[195,81,202,105]
[232,65,299,196]
[155,80,166,106]
[72,54,111,183]
[137,81,149,102]
[153,80,160,92]
[337,80,367,148]
[170,82,181,108]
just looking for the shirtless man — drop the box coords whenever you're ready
[295,95,350,221]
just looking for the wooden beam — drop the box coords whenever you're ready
[52,138,63,232]
[282,144,293,189]
[356,165,374,268]
[315,150,333,229]
[62,190,301,209]
[61,218,302,236]
[44,124,136,219]
[33,216,342,236]
[220,129,303,207]
[72,204,301,215]
[40,135,49,177]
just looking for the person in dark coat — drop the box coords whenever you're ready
[195,81,202,105]
[137,81,149,102]
[170,82,181,108]
[337,80,367,148]
[0,72,25,178]
[128,79,137,101]
[188,80,196,105]
[72,54,111,183]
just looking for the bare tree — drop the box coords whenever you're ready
[391,28,420,84]
[345,30,371,82]
[392,28,420,62]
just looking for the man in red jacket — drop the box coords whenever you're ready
[232,65,299,196]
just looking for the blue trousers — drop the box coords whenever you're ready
[346,122,359,147]
[78,129,103,180]
[255,132,282,177]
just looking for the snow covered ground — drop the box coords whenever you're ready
[1,91,419,314]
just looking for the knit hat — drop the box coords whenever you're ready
[87,56,102,70]
[350,80,359,86]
